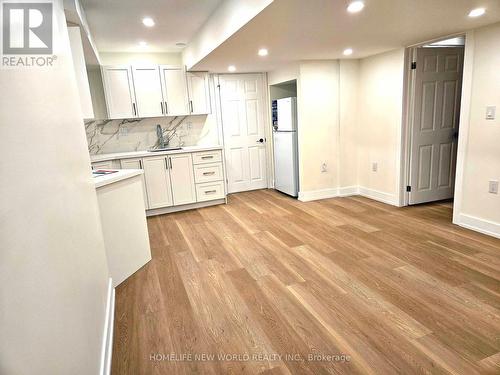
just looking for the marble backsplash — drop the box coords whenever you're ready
[85,115,220,155]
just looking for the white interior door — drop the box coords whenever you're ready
[102,66,136,119]
[132,66,164,118]
[159,66,189,116]
[409,47,464,205]
[220,74,268,193]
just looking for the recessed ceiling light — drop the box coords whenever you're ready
[228,65,236,72]
[142,17,155,27]
[347,1,364,13]
[138,41,147,47]
[258,48,268,56]
[468,8,485,17]
[343,48,353,56]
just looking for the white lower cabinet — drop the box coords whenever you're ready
[120,158,149,209]
[168,153,196,205]
[96,149,225,214]
[142,156,173,209]
[196,181,225,202]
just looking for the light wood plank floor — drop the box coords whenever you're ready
[112,190,500,375]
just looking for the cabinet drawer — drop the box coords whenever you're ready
[92,160,114,170]
[192,150,222,164]
[195,181,225,202]
[194,162,223,183]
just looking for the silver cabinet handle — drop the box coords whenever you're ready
[203,171,215,176]
[164,101,168,114]
[169,157,173,169]
[164,158,168,170]
[201,155,213,160]
[205,190,217,194]
[189,100,193,113]
[132,103,137,117]
[139,159,143,169]
[160,102,164,115]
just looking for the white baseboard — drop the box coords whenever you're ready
[100,278,115,375]
[298,188,338,202]
[146,198,226,216]
[357,186,398,206]
[297,186,398,206]
[338,186,359,197]
[455,213,500,239]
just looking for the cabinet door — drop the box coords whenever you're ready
[187,72,210,115]
[142,156,173,209]
[120,158,149,209]
[159,66,189,116]
[168,153,196,205]
[132,66,165,118]
[102,66,137,119]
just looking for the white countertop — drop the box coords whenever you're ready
[93,169,143,189]
[90,145,223,163]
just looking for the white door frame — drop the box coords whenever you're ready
[399,32,467,207]
[214,73,274,193]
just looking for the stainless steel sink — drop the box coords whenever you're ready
[148,147,182,152]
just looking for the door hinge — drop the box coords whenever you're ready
[406,185,412,192]
[411,62,417,70]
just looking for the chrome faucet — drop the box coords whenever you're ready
[156,124,166,149]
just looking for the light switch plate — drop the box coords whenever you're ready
[489,180,499,194]
[372,162,378,172]
[486,106,496,120]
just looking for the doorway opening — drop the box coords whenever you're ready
[402,35,466,209]
[269,80,299,198]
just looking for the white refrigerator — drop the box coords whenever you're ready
[273,97,299,197]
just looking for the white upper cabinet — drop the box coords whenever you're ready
[102,66,137,119]
[159,66,189,116]
[131,66,164,118]
[186,72,211,115]
[168,153,196,205]
[101,64,211,119]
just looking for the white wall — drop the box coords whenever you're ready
[454,22,500,238]
[339,60,360,189]
[357,49,405,204]
[268,62,300,85]
[297,61,340,198]
[267,51,404,204]
[183,0,274,69]
[0,1,110,373]
[68,26,94,119]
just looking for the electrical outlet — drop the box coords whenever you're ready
[119,126,128,136]
[372,162,378,172]
[486,106,496,120]
[321,162,328,173]
[489,180,499,194]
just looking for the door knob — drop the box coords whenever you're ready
[257,138,265,143]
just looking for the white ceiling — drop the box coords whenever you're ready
[191,0,500,72]
[80,0,222,52]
